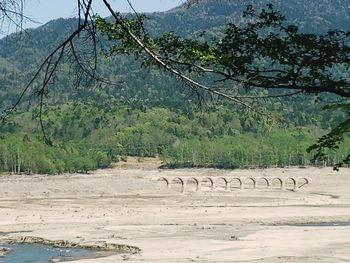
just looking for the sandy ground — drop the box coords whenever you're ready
[0,166,350,262]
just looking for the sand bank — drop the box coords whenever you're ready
[0,167,349,262]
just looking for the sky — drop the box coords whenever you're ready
[22,0,182,30]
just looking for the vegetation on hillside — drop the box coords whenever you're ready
[0,0,349,174]
[1,100,348,174]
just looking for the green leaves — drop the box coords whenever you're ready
[94,3,350,167]
[307,103,350,169]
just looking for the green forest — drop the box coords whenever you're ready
[0,0,349,174]
[1,99,348,174]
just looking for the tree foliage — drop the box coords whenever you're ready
[0,0,349,172]
[1,101,348,174]
[95,3,350,166]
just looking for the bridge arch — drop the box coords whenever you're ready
[201,177,214,190]
[186,177,200,191]
[284,177,297,191]
[158,177,171,189]
[297,177,309,189]
[256,177,270,189]
[230,177,243,190]
[215,177,230,191]
[270,177,284,189]
[243,177,256,189]
[171,177,185,192]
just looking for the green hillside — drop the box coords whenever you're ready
[0,0,349,174]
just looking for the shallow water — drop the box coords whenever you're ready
[0,243,92,263]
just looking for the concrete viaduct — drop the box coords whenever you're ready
[157,176,310,193]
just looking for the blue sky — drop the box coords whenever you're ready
[23,0,182,29]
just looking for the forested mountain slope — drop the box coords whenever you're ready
[2,0,350,66]
[0,0,349,173]
[152,0,350,35]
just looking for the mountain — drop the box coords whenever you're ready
[1,0,350,108]
[2,0,350,66]
[151,0,350,35]
[0,0,349,174]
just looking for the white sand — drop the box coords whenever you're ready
[0,166,350,262]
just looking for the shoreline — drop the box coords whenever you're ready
[2,236,141,254]
[0,236,140,262]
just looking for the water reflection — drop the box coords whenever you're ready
[0,243,92,263]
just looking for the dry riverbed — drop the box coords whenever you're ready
[0,166,349,262]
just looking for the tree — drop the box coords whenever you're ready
[94,2,350,167]
[0,0,24,31]
[1,0,349,167]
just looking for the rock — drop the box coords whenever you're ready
[0,247,12,257]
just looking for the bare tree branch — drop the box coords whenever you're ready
[102,0,264,115]
[2,0,93,124]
